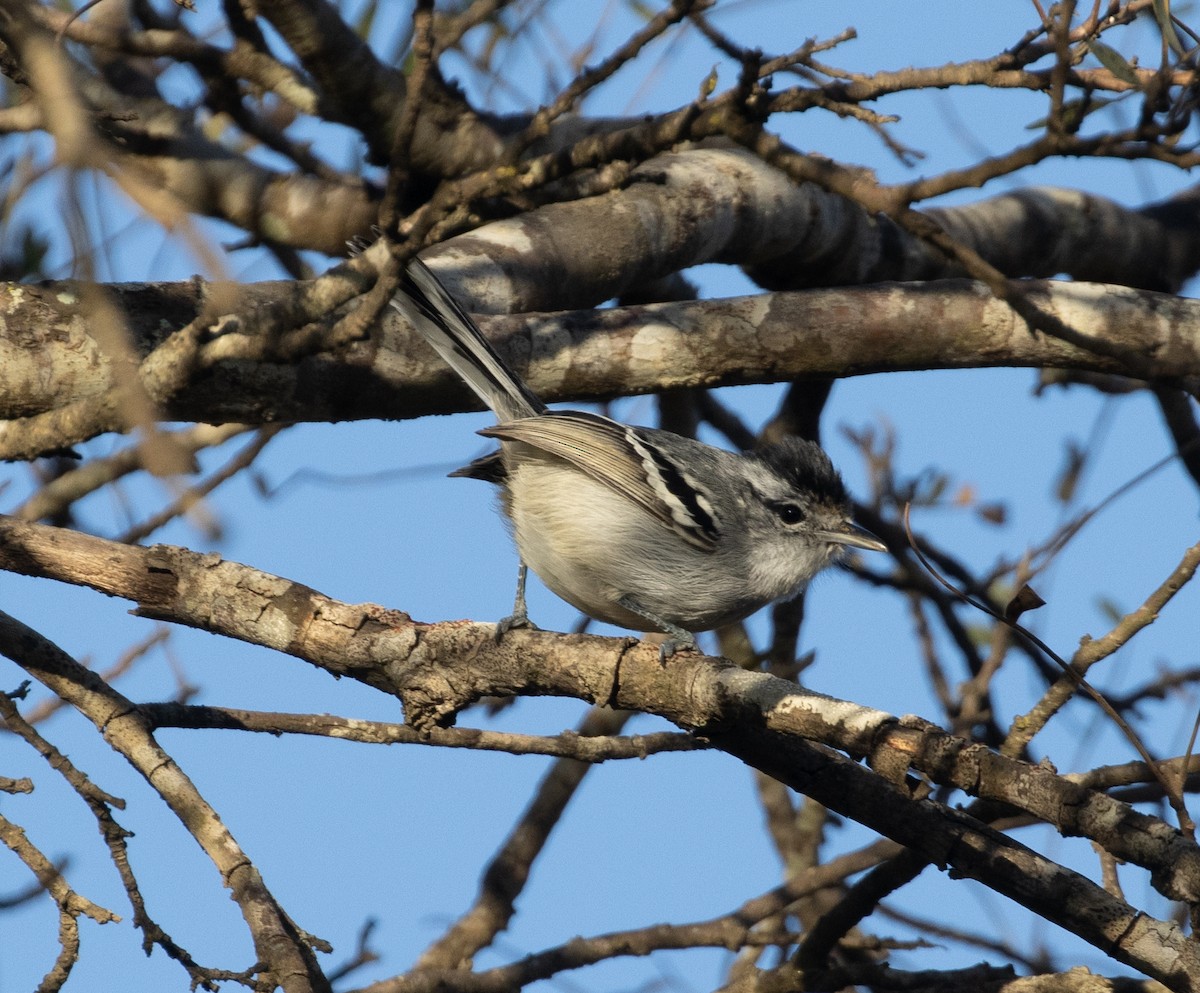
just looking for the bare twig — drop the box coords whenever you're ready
[138,702,700,760]
[903,504,1200,838]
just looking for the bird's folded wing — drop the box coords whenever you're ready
[480,410,719,551]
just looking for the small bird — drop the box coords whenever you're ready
[391,258,885,656]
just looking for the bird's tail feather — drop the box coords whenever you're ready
[390,258,545,421]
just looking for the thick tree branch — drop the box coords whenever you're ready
[3,274,1198,458]
[1,515,1198,931]
[252,0,505,172]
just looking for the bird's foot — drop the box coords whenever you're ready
[494,610,538,642]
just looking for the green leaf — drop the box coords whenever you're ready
[1095,596,1125,625]
[1152,0,1188,58]
[628,0,656,23]
[354,0,379,40]
[1026,94,1120,133]
[1087,41,1142,86]
[1054,440,1087,505]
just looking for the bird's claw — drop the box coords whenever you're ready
[495,611,538,642]
[656,634,698,664]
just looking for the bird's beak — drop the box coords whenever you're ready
[818,521,886,553]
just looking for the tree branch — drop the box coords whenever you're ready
[0,608,332,993]
[3,271,1199,458]
[3,513,1200,985]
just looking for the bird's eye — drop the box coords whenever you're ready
[772,502,805,525]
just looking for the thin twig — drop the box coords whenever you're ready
[902,504,1197,838]
[137,703,700,760]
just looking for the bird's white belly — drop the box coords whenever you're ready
[503,463,744,632]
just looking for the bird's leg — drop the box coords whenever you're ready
[496,562,538,640]
[617,595,698,662]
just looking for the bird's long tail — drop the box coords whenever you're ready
[390,258,546,421]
